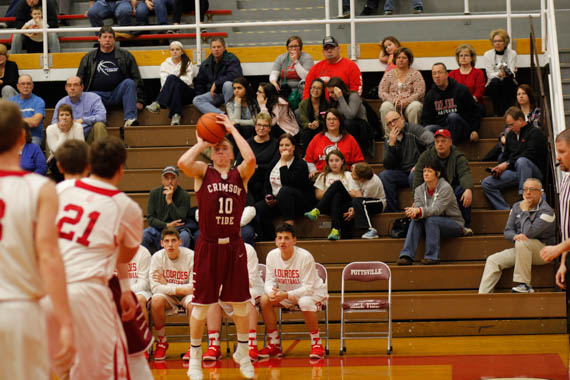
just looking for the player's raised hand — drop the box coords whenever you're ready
[216,114,236,134]
[120,292,137,321]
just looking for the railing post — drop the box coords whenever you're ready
[325,0,331,37]
[349,0,356,60]
[41,0,48,74]
[195,0,202,65]
[464,0,470,14]
[541,0,546,48]
[338,0,343,18]
[506,0,512,38]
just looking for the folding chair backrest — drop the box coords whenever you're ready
[342,261,391,282]
[258,263,266,283]
[315,262,327,286]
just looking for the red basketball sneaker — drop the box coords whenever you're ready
[202,345,222,361]
[309,343,325,359]
[182,348,191,361]
[258,344,283,359]
[154,341,169,361]
[249,345,259,361]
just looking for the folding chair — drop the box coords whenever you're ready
[222,263,267,353]
[340,261,392,355]
[277,262,330,354]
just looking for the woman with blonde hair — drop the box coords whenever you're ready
[484,28,517,116]
[449,44,486,117]
[0,44,19,99]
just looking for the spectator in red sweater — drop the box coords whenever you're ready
[302,36,362,100]
[449,44,486,118]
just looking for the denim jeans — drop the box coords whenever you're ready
[93,79,138,120]
[481,157,543,210]
[192,81,234,115]
[142,226,191,253]
[425,112,471,145]
[454,184,471,227]
[88,0,133,27]
[399,216,463,261]
[343,0,423,11]
[378,169,414,212]
[136,0,173,25]
[157,75,195,118]
[10,32,60,54]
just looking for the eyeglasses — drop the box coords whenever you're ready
[326,117,339,122]
[287,44,300,49]
[310,86,323,91]
[386,117,400,127]
[523,187,541,192]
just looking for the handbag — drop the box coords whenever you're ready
[283,56,301,110]
[390,217,411,238]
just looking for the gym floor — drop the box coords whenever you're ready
[149,335,570,379]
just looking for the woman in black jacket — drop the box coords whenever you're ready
[0,44,18,99]
[254,133,316,241]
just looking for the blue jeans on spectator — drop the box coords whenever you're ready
[399,216,463,261]
[31,135,42,147]
[142,226,191,253]
[157,75,195,118]
[454,184,471,227]
[343,0,423,11]
[93,79,138,121]
[88,0,133,27]
[192,81,234,115]
[136,0,173,25]
[379,169,414,212]
[426,112,471,145]
[481,157,543,210]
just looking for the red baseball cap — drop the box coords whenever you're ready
[434,129,451,139]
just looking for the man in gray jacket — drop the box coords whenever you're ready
[479,178,555,293]
[379,110,433,212]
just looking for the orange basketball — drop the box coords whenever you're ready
[196,113,226,144]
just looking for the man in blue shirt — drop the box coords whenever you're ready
[9,74,45,146]
[52,76,107,144]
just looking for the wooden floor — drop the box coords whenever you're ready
[148,335,570,379]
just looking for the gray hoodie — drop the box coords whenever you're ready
[505,199,556,245]
[413,178,464,228]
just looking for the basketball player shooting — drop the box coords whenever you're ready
[178,114,256,380]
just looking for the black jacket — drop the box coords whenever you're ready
[15,0,58,29]
[503,123,547,175]
[421,78,481,132]
[383,122,434,173]
[263,156,315,202]
[194,51,243,95]
[76,47,146,104]
[0,60,19,92]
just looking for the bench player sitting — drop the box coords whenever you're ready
[150,227,194,361]
[200,242,265,362]
[259,223,328,359]
[128,245,152,323]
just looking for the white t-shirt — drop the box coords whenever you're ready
[314,171,358,193]
[128,246,151,295]
[149,247,194,296]
[23,18,43,42]
[46,122,85,156]
[0,171,49,301]
[357,175,387,207]
[264,246,328,302]
[56,178,143,283]
[268,158,293,196]
[245,243,264,297]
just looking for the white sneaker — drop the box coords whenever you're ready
[145,101,160,113]
[171,113,181,126]
[361,228,379,239]
[124,118,138,128]
[241,206,256,226]
[462,227,474,236]
[512,283,534,293]
[187,357,203,380]
[233,349,255,379]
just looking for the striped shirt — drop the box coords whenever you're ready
[560,172,570,242]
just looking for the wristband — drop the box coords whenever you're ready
[119,278,131,293]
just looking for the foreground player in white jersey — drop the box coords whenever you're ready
[0,100,75,379]
[260,223,328,360]
[54,139,90,181]
[203,243,265,362]
[150,227,194,360]
[49,136,143,379]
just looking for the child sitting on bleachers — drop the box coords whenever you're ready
[22,6,44,44]
[350,162,387,239]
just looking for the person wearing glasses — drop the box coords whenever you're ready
[269,36,314,93]
[482,107,546,210]
[379,110,433,212]
[297,78,329,155]
[479,178,555,294]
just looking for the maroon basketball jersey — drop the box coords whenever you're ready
[196,166,246,238]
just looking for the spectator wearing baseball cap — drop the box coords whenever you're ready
[422,62,481,145]
[302,36,363,100]
[142,165,193,253]
[412,128,474,230]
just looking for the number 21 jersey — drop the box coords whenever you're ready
[56,178,143,283]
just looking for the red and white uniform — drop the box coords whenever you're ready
[128,245,152,301]
[50,178,143,380]
[302,57,363,99]
[264,246,328,312]
[0,171,50,380]
[150,246,194,314]
[193,166,250,305]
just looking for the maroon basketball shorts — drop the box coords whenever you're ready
[192,236,251,305]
